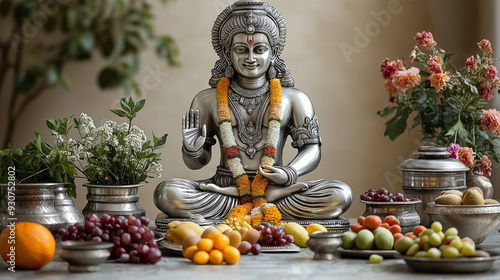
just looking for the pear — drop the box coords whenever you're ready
[462,189,485,205]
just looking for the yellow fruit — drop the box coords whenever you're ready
[193,251,210,265]
[202,227,221,240]
[0,221,55,270]
[167,220,182,230]
[238,227,249,236]
[227,231,242,248]
[306,223,328,234]
[197,238,214,252]
[223,246,240,265]
[183,245,198,261]
[171,224,199,244]
[240,221,252,230]
[216,224,232,233]
[440,190,463,198]
[485,199,500,205]
[434,194,462,205]
[462,189,485,205]
[182,234,201,252]
[213,234,230,251]
[179,221,204,236]
[284,222,310,247]
[209,249,224,265]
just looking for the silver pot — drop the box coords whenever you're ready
[54,184,85,227]
[361,199,421,233]
[398,146,469,227]
[305,232,343,260]
[0,183,66,235]
[82,183,146,218]
[466,173,494,199]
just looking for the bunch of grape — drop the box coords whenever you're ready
[57,213,162,264]
[360,187,415,202]
[254,222,294,247]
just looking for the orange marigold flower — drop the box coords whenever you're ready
[263,204,281,225]
[457,147,476,169]
[430,72,450,92]
[478,155,492,176]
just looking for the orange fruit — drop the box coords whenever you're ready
[193,250,210,265]
[209,249,224,265]
[197,238,214,252]
[213,234,230,251]
[183,245,198,261]
[0,221,55,270]
[223,245,240,265]
[363,215,382,230]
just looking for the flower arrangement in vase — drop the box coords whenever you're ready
[49,97,167,217]
[378,31,500,180]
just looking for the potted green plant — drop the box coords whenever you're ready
[378,31,500,198]
[0,133,82,234]
[49,97,167,217]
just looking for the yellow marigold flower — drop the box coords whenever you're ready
[263,204,281,225]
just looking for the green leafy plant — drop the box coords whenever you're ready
[0,0,179,147]
[49,97,167,185]
[378,31,500,174]
[0,133,78,198]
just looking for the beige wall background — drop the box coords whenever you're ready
[1,0,499,222]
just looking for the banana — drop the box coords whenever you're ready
[284,222,310,248]
[241,221,252,230]
[216,224,232,233]
[306,223,328,234]
[167,220,182,230]
[178,221,204,236]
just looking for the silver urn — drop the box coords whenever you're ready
[54,184,85,228]
[398,146,468,227]
[82,183,146,218]
[0,183,66,235]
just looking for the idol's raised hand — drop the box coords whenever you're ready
[182,109,206,152]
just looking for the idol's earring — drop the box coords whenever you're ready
[225,63,234,78]
[268,60,277,79]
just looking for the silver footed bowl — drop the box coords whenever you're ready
[306,232,343,260]
[426,202,500,244]
[59,241,113,272]
[361,199,422,234]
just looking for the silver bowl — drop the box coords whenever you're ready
[306,232,343,260]
[59,241,113,272]
[426,202,500,243]
[361,199,422,233]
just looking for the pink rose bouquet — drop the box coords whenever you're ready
[378,31,500,175]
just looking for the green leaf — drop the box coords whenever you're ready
[384,111,409,141]
[47,67,59,86]
[79,31,95,52]
[378,107,396,117]
[34,132,42,152]
[60,74,72,91]
[111,109,128,118]
[120,99,132,113]
[15,70,37,93]
[46,119,57,130]
[98,67,122,88]
[13,2,31,23]
[133,99,145,113]
[65,9,77,31]
[155,134,168,148]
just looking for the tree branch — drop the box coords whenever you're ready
[13,81,47,120]
[0,29,15,100]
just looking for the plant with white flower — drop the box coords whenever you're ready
[47,98,167,186]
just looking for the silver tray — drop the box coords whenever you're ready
[158,239,301,254]
[336,247,398,258]
[396,253,500,273]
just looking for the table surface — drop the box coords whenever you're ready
[1,224,500,280]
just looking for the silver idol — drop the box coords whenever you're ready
[154,0,352,220]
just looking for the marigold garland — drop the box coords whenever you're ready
[217,77,283,228]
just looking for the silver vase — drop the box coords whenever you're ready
[54,184,85,228]
[0,183,66,235]
[82,183,146,218]
[466,173,494,199]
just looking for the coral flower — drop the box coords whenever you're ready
[478,39,493,55]
[394,67,421,92]
[483,65,498,81]
[480,109,500,134]
[430,72,450,92]
[447,143,461,159]
[380,58,398,80]
[478,81,494,101]
[428,56,443,73]
[457,147,476,169]
[385,79,400,102]
[465,56,478,71]
[478,155,492,176]
[414,31,437,50]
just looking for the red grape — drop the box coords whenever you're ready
[250,243,261,255]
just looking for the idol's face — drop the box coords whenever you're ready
[230,32,272,79]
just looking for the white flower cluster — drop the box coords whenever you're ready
[51,112,163,181]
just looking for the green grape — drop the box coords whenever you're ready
[462,242,476,256]
[414,251,427,258]
[420,229,434,238]
[406,243,420,256]
[438,231,445,240]
[426,247,442,258]
[442,246,460,258]
[431,221,443,233]
[369,254,383,264]
[444,227,458,237]
[429,232,442,247]
[450,239,463,250]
